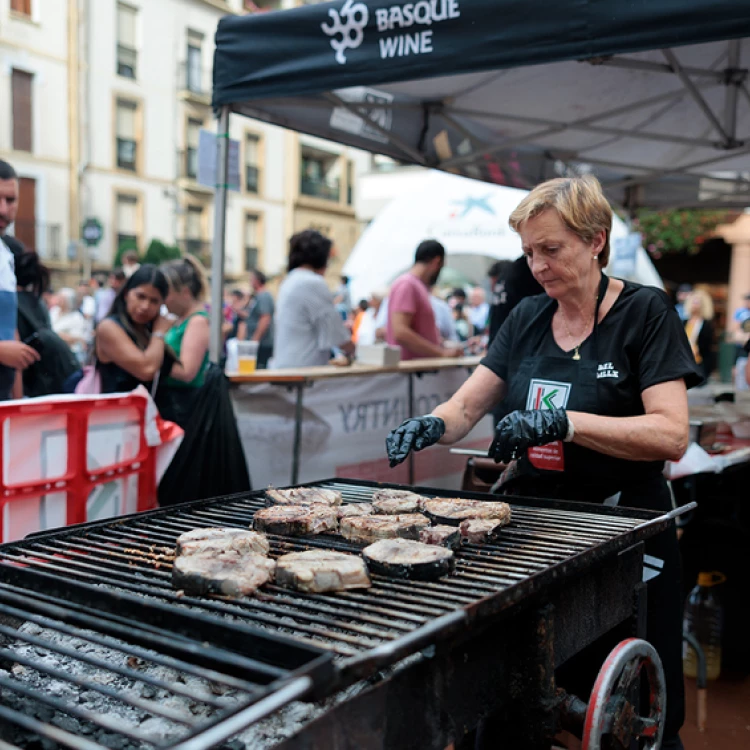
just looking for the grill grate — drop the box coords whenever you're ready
[0,479,677,749]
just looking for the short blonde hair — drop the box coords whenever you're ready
[687,289,714,320]
[509,175,613,266]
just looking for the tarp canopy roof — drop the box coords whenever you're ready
[343,170,662,302]
[213,0,750,209]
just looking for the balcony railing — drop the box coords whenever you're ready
[300,176,340,202]
[245,164,260,193]
[177,238,211,264]
[12,221,63,262]
[178,62,211,100]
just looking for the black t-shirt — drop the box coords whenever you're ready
[488,256,544,343]
[481,280,703,492]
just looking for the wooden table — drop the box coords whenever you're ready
[227,357,482,484]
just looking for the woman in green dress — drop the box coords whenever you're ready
[157,256,210,428]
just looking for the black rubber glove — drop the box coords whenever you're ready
[386,416,446,467]
[489,409,569,464]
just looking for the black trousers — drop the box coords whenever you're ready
[475,477,684,748]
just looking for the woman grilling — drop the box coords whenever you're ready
[385,176,701,750]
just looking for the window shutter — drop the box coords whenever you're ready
[117,4,136,47]
[117,194,138,234]
[12,69,33,152]
[116,100,137,139]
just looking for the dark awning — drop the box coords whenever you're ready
[213,0,750,208]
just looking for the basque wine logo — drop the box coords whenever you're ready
[322,0,462,64]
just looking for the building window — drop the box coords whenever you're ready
[186,119,202,179]
[245,134,260,193]
[116,193,140,252]
[11,69,32,152]
[117,3,137,79]
[186,30,203,94]
[185,206,205,257]
[244,214,259,271]
[10,0,32,16]
[300,147,341,202]
[115,99,138,171]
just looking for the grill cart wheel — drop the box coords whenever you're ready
[582,638,666,750]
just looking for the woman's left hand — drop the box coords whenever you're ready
[490,409,569,463]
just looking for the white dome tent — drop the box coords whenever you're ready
[344,170,662,303]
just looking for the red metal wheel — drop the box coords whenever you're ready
[582,638,666,750]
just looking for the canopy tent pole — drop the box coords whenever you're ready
[210,105,230,364]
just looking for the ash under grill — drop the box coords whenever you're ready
[0,479,677,749]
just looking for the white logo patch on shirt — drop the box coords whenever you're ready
[597,362,620,380]
[526,379,572,411]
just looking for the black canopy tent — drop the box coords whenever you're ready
[208,0,750,358]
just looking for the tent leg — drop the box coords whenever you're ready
[209,105,231,364]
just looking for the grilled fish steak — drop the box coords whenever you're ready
[266,487,342,506]
[172,551,275,597]
[419,524,462,550]
[459,517,508,544]
[422,498,512,525]
[337,503,374,519]
[253,504,338,536]
[371,489,428,515]
[362,538,455,580]
[275,549,371,593]
[339,513,430,544]
[175,528,270,557]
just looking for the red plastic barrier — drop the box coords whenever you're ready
[0,393,159,542]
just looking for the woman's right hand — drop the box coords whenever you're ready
[153,316,173,336]
[386,416,445,467]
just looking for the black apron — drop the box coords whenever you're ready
[476,273,685,747]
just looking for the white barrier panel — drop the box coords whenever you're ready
[232,369,494,489]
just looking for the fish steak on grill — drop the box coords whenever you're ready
[362,538,455,581]
[175,528,270,557]
[459,518,508,544]
[253,504,339,536]
[266,487,342,506]
[422,498,512,525]
[339,513,430,544]
[275,549,372,593]
[371,489,428,515]
[337,503,374,519]
[172,551,276,597]
[419,524,462,550]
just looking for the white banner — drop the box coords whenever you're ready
[232,369,494,490]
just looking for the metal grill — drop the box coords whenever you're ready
[0,479,679,749]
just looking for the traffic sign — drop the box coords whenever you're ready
[82,217,103,247]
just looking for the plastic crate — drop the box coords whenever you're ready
[0,393,160,542]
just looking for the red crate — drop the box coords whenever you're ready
[0,393,159,542]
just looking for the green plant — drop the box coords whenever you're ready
[633,209,735,258]
[143,239,182,265]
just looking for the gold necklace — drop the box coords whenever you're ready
[559,302,597,361]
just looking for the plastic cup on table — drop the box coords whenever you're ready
[236,340,259,374]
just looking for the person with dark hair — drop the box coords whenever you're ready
[0,160,40,398]
[239,268,274,369]
[488,254,544,343]
[334,274,352,319]
[449,287,467,308]
[274,230,353,368]
[94,264,172,394]
[7,238,79,397]
[386,239,463,360]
